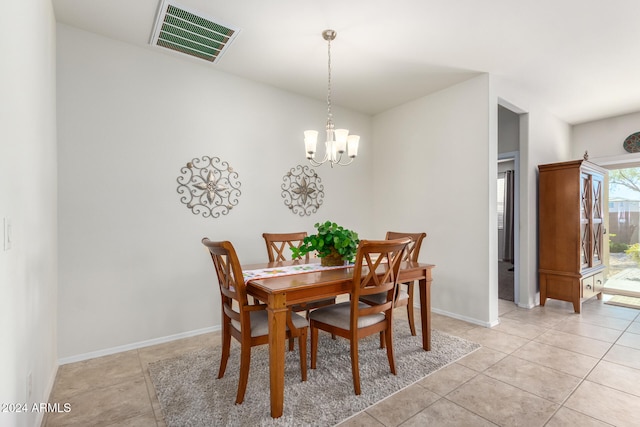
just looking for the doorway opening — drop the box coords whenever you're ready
[604,165,640,298]
[498,162,515,301]
[497,104,521,304]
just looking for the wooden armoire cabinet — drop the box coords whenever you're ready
[538,159,606,313]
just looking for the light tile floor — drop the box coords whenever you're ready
[44,297,640,426]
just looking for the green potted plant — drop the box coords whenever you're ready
[291,221,360,266]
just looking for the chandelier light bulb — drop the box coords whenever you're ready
[347,135,360,158]
[304,130,319,158]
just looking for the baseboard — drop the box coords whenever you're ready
[515,293,539,309]
[430,307,495,328]
[516,301,536,309]
[59,304,501,365]
[58,325,221,365]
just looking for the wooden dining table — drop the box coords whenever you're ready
[243,259,435,418]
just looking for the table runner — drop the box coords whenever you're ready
[242,262,351,282]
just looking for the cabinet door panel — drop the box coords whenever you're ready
[591,173,604,267]
[580,172,592,269]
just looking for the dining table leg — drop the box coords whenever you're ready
[418,270,432,351]
[266,292,287,418]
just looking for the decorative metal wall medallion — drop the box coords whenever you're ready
[177,156,241,218]
[281,165,324,216]
[623,132,640,153]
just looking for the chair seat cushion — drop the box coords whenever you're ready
[231,310,308,338]
[360,289,409,305]
[309,301,385,330]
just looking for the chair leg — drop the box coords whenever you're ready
[298,327,308,382]
[385,325,396,375]
[406,304,417,336]
[235,344,251,404]
[289,308,308,351]
[218,321,231,379]
[379,331,385,349]
[310,326,318,369]
[350,339,361,395]
[407,282,417,336]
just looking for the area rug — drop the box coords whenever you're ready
[605,294,640,310]
[148,327,480,427]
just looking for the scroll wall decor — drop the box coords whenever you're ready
[176,156,241,218]
[623,132,640,153]
[281,165,325,216]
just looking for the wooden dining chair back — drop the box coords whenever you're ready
[387,231,427,263]
[361,231,427,337]
[201,238,308,404]
[262,232,337,350]
[387,231,426,335]
[309,238,410,395]
[262,232,309,262]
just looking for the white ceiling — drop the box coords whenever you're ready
[52,0,640,124]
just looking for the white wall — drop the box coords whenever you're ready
[54,14,582,362]
[56,24,373,360]
[372,75,496,325]
[573,111,640,167]
[0,1,58,426]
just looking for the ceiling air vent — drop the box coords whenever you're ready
[150,0,239,63]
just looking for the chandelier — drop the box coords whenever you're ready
[304,29,360,167]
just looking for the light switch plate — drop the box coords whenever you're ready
[3,217,11,251]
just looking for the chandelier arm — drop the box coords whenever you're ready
[308,152,354,168]
[308,148,329,167]
[308,157,325,167]
[335,153,354,166]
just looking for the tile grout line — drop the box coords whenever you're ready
[475,304,623,426]
[424,301,637,426]
[424,316,547,427]
[542,300,640,426]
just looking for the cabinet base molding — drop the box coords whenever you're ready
[540,269,604,313]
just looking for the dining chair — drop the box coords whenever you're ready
[202,238,308,404]
[262,231,310,263]
[309,238,410,395]
[262,232,337,350]
[360,231,427,336]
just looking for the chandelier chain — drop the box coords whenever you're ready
[326,35,332,125]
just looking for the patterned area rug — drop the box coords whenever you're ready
[148,327,480,427]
